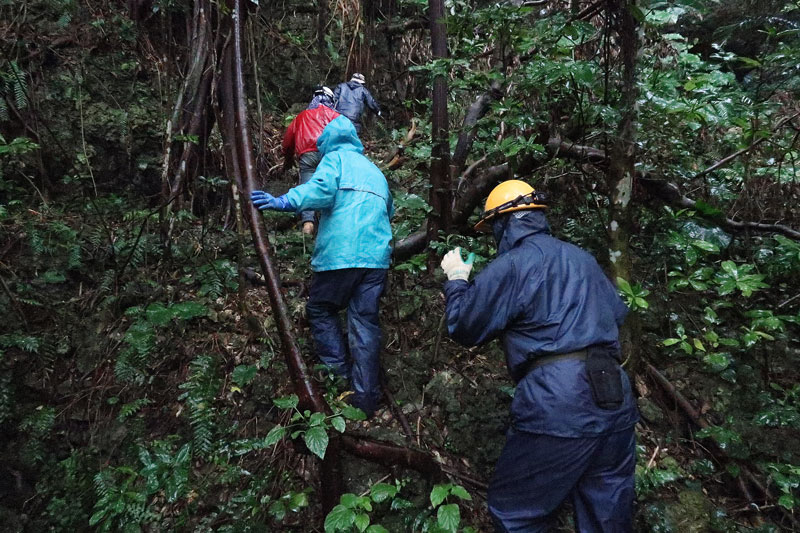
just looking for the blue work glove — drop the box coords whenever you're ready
[251,190,295,212]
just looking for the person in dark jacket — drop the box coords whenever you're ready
[333,73,381,134]
[282,94,340,234]
[440,180,639,532]
[252,116,394,417]
[307,85,335,110]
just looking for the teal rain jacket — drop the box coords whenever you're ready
[286,116,393,272]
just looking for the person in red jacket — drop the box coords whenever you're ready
[282,90,340,234]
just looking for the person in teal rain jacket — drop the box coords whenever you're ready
[251,116,393,417]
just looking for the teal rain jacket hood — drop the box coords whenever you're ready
[286,116,393,272]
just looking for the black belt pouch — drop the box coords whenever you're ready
[586,346,624,410]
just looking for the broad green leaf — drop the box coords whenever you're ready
[662,338,681,347]
[304,426,329,459]
[289,491,309,511]
[269,500,286,521]
[702,352,731,371]
[779,494,795,509]
[358,496,373,512]
[450,485,472,501]
[693,201,723,218]
[686,247,698,266]
[330,416,346,433]
[366,526,390,533]
[309,412,326,427]
[693,339,706,352]
[616,277,632,294]
[720,261,737,276]
[437,503,461,533]
[354,513,370,532]
[370,482,398,503]
[232,365,258,386]
[340,493,358,508]
[324,504,355,532]
[264,425,286,446]
[89,509,107,526]
[341,405,367,420]
[273,394,299,410]
[691,239,719,252]
[430,484,451,507]
[390,497,414,510]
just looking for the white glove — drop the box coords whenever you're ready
[441,247,475,281]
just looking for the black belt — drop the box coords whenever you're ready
[516,350,588,382]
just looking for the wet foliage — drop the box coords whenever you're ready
[1,0,800,531]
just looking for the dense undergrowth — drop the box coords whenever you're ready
[2,0,800,531]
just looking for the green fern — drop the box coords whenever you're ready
[20,406,56,465]
[186,259,239,299]
[0,61,28,121]
[0,333,42,353]
[114,322,155,385]
[117,398,152,422]
[0,374,13,425]
[178,354,220,457]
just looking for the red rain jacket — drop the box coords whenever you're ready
[281,105,340,158]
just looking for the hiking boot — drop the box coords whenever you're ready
[302,221,315,235]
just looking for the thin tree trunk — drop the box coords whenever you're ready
[426,0,452,256]
[605,0,639,370]
[224,0,344,511]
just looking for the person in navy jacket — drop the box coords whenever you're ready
[333,73,380,134]
[440,180,639,532]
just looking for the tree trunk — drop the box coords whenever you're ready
[426,0,452,259]
[605,0,640,370]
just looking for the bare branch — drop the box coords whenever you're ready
[546,136,608,165]
[639,176,800,240]
[693,111,800,180]
[451,81,503,178]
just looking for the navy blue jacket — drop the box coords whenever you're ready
[333,81,380,126]
[444,211,639,437]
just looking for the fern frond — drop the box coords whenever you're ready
[178,354,220,457]
[117,398,152,422]
[8,62,27,110]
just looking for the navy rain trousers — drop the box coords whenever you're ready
[489,427,636,533]
[306,268,387,415]
[297,151,322,224]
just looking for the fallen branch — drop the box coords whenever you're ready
[340,435,444,477]
[639,177,800,240]
[693,111,800,180]
[546,135,608,165]
[383,118,417,169]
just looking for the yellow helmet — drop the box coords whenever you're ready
[474,180,547,232]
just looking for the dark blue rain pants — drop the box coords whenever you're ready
[306,268,387,416]
[488,427,636,533]
[298,151,322,224]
